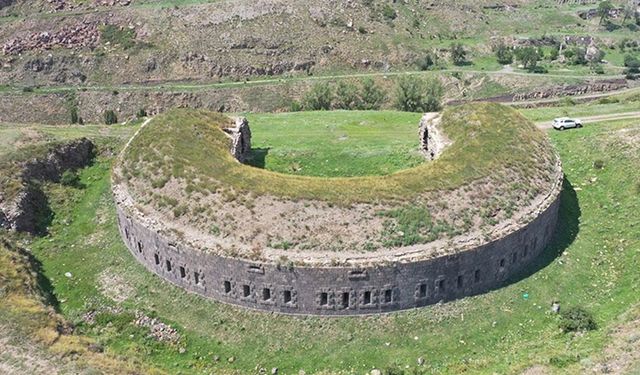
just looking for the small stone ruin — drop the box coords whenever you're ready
[419,113,451,160]
[222,117,252,163]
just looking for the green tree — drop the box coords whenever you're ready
[303,82,333,110]
[450,43,468,66]
[359,78,386,110]
[70,107,79,124]
[494,43,513,65]
[514,47,541,71]
[395,76,443,113]
[597,0,614,25]
[103,110,118,125]
[334,82,361,110]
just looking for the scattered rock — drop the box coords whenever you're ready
[228,356,235,363]
[3,22,100,55]
[64,272,72,278]
[371,369,382,375]
[134,313,181,344]
[418,357,425,366]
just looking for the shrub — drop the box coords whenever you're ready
[60,170,81,187]
[494,43,513,65]
[334,81,361,110]
[381,4,396,21]
[359,78,386,110]
[624,54,640,69]
[514,46,541,71]
[416,52,438,70]
[136,108,147,118]
[593,159,605,169]
[104,110,118,125]
[569,47,588,65]
[450,43,468,66]
[394,75,443,113]
[592,64,605,74]
[559,306,597,333]
[303,82,333,110]
[101,25,136,49]
[70,107,79,124]
[289,100,302,112]
[530,65,548,74]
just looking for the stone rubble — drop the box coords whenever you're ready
[134,312,181,344]
[2,22,100,55]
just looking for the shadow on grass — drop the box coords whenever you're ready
[246,147,270,169]
[507,176,581,285]
[0,237,60,312]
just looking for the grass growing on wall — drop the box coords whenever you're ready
[121,103,555,204]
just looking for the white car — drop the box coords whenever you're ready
[552,117,583,130]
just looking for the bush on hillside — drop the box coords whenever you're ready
[559,306,597,333]
[394,76,443,113]
[450,43,469,66]
[359,78,386,110]
[494,43,513,65]
[60,170,81,188]
[303,83,333,110]
[104,110,118,125]
[334,82,361,110]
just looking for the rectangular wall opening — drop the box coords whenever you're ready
[242,284,250,297]
[137,242,143,253]
[457,275,463,289]
[154,253,160,265]
[499,258,506,269]
[165,260,172,272]
[262,288,272,301]
[320,292,328,306]
[179,266,186,278]
[363,291,371,305]
[474,269,481,283]
[194,272,200,285]
[224,281,232,294]
[341,292,350,308]
[512,252,518,264]
[284,290,292,304]
[125,228,129,239]
[384,289,392,303]
[419,284,427,298]
[438,279,445,292]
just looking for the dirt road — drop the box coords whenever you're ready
[536,112,640,129]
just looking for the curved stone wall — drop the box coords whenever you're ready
[114,185,561,316]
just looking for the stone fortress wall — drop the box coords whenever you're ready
[113,115,563,316]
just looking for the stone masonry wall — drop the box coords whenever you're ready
[114,188,561,316]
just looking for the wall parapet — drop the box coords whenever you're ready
[113,175,562,316]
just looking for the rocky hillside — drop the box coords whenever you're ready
[0,0,636,87]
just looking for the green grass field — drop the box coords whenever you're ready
[245,111,423,177]
[0,109,636,373]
